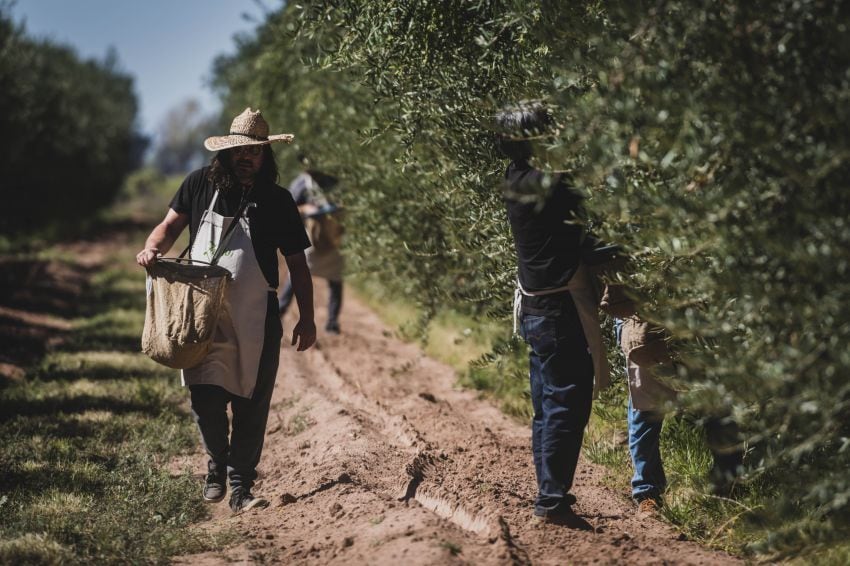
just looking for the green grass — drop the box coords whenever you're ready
[793,544,850,565]
[285,410,316,436]
[0,216,231,564]
[438,540,462,556]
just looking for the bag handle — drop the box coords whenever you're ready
[158,257,217,267]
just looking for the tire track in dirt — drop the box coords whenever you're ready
[282,329,506,542]
[173,279,740,565]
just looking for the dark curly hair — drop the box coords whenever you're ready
[494,102,555,161]
[207,145,279,192]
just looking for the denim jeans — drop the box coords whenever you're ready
[628,398,666,500]
[615,318,667,501]
[279,276,342,330]
[520,303,593,515]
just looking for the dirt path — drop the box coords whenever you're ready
[174,281,739,565]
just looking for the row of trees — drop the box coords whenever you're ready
[0,8,143,237]
[151,98,219,175]
[211,0,849,555]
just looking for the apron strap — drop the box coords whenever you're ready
[210,189,252,266]
[206,189,221,214]
[176,189,251,264]
[512,273,574,334]
[517,279,572,297]
[177,189,223,260]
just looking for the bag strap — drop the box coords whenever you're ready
[177,189,222,260]
[210,189,252,265]
[175,188,252,264]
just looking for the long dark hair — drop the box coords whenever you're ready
[207,145,279,192]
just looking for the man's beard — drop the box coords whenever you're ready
[235,159,258,184]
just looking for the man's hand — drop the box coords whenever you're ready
[136,248,160,267]
[291,318,316,351]
[137,210,189,268]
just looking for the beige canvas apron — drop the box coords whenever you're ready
[181,189,271,398]
[302,173,344,281]
[514,263,611,398]
[627,361,677,411]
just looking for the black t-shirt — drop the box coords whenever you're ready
[169,167,311,288]
[503,160,585,315]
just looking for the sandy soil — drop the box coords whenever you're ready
[172,280,739,566]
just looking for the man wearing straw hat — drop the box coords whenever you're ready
[136,108,315,513]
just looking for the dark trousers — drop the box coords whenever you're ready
[520,299,594,514]
[189,293,282,491]
[704,416,744,488]
[279,276,342,329]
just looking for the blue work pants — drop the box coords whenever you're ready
[520,301,594,515]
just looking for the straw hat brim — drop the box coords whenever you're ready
[203,133,294,152]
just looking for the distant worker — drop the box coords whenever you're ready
[605,286,744,514]
[495,102,609,527]
[278,154,345,334]
[136,108,316,513]
[614,312,676,514]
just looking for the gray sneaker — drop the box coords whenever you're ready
[203,472,227,502]
[229,487,269,513]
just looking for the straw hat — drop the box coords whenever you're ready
[204,107,294,151]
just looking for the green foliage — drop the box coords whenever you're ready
[464,335,532,420]
[110,167,190,228]
[211,0,850,555]
[0,7,143,237]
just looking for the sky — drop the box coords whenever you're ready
[10,0,282,137]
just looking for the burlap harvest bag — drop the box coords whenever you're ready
[142,259,232,369]
[306,210,344,254]
[621,315,672,367]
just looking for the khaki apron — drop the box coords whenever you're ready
[514,263,611,398]
[627,361,677,411]
[181,189,272,399]
[305,246,344,281]
[302,173,344,281]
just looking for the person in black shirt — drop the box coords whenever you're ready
[497,102,601,527]
[136,108,315,513]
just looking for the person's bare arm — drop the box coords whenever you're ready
[136,209,190,267]
[285,251,316,351]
